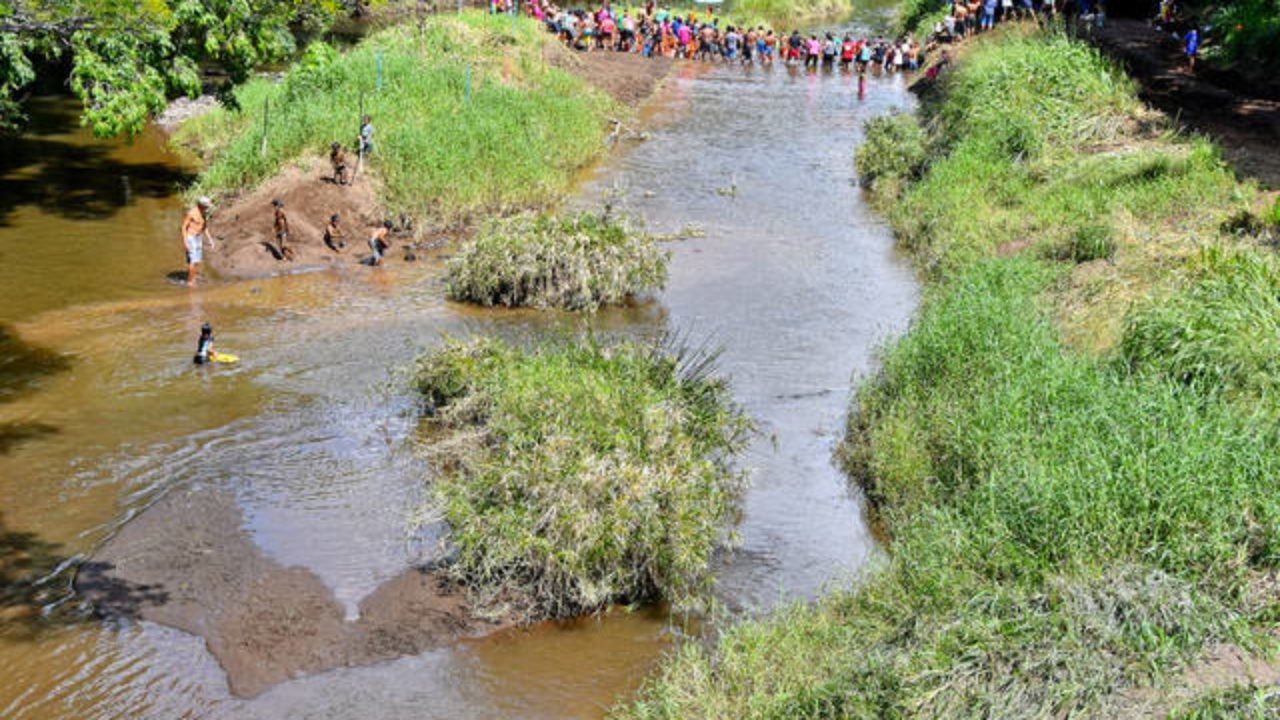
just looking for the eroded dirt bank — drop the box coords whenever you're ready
[75,487,502,698]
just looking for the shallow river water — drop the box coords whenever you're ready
[0,11,917,719]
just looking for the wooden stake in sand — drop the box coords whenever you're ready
[260,99,269,158]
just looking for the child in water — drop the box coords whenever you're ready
[194,323,218,365]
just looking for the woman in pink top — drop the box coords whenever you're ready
[805,35,821,69]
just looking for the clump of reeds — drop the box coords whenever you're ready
[854,112,927,198]
[444,211,669,311]
[410,333,751,621]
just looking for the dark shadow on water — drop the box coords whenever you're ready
[0,324,72,404]
[0,137,194,227]
[0,513,171,639]
[0,420,58,455]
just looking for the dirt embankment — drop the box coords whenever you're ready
[197,50,672,280]
[75,487,503,698]
[1085,19,1280,188]
[204,157,396,279]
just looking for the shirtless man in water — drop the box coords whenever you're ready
[181,197,213,287]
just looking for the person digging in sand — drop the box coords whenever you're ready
[324,213,346,252]
[330,142,349,185]
[272,199,293,260]
[181,197,213,287]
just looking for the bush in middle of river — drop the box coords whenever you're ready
[445,211,670,312]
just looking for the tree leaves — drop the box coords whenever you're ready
[0,0,341,136]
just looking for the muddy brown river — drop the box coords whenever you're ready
[0,8,917,718]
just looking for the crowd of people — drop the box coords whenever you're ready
[518,0,929,74]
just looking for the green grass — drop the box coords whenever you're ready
[1169,683,1280,719]
[174,13,613,226]
[445,211,669,311]
[410,334,752,620]
[854,112,927,197]
[616,26,1277,719]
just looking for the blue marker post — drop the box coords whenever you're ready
[377,50,383,93]
[465,62,472,108]
[512,1,518,32]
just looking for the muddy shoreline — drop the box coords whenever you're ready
[76,486,503,698]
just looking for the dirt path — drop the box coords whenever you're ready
[1086,18,1280,188]
[75,486,504,698]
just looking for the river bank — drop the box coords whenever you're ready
[620,23,1280,719]
[171,13,670,280]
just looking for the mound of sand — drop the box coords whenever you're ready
[205,157,401,279]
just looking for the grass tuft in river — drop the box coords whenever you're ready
[411,333,752,620]
[445,211,669,311]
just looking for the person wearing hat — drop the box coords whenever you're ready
[181,196,213,287]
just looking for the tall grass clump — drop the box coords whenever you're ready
[1121,247,1280,397]
[411,334,752,620]
[175,13,612,226]
[854,112,927,198]
[445,211,669,311]
[619,27,1276,719]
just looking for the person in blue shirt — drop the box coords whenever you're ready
[1184,27,1199,71]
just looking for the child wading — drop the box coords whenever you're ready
[194,323,216,365]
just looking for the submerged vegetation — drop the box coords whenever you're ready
[445,211,670,311]
[411,334,751,620]
[622,26,1278,718]
[175,13,612,226]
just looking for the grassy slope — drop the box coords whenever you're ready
[619,25,1280,720]
[174,13,612,226]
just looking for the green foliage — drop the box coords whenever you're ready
[445,211,669,311]
[0,0,339,136]
[1208,0,1280,72]
[731,0,852,23]
[884,30,1235,278]
[1169,683,1280,719]
[896,0,949,36]
[411,334,752,620]
[1121,247,1280,397]
[180,15,612,225]
[855,112,927,195]
[1054,221,1115,262]
[619,28,1275,719]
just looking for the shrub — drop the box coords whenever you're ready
[854,113,928,195]
[411,334,752,620]
[445,211,669,311]
[1056,221,1116,262]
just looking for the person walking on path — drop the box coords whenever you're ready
[181,197,213,287]
[1184,27,1199,71]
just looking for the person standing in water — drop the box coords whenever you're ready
[194,323,216,365]
[181,197,213,287]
